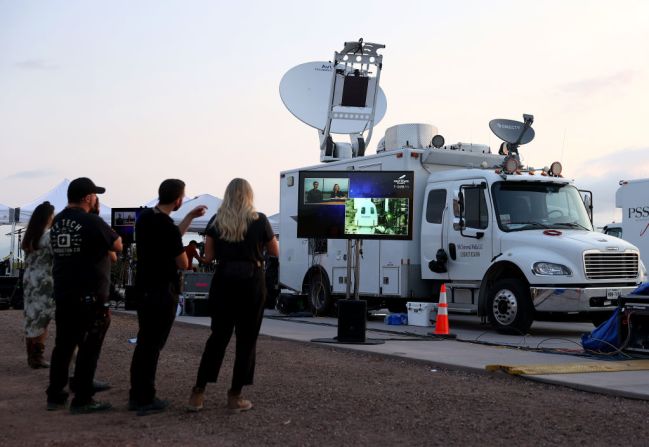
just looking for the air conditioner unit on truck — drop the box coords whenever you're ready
[603,178,649,269]
[277,39,645,334]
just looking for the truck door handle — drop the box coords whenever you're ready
[448,243,457,260]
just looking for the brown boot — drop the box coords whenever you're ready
[227,389,252,413]
[187,386,205,412]
[27,334,50,369]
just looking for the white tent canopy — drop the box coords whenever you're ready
[0,203,10,225]
[170,194,222,233]
[19,179,112,225]
[267,213,279,236]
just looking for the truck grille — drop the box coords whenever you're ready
[584,252,639,280]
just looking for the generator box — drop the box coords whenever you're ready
[406,302,436,327]
[183,272,212,296]
[619,295,649,355]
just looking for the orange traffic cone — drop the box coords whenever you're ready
[432,284,456,339]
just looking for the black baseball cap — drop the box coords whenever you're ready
[68,177,106,203]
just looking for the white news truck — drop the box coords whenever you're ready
[278,124,644,334]
[277,40,643,333]
[604,178,649,268]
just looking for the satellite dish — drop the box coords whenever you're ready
[489,119,535,145]
[280,61,387,134]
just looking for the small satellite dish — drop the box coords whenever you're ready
[489,119,535,145]
[280,61,387,134]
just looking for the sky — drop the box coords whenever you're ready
[1,0,648,236]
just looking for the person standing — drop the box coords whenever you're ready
[184,240,206,271]
[129,179,206,416]
[46,178,122,413]
[21,201,56,369]
[187,178,278,413]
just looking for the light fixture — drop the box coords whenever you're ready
[549,161,562,177]
[431,134,445,148]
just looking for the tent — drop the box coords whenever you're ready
[0,203,11,225]
[267,213,279,236]
[170,194,222,233]
[19,179,112,225]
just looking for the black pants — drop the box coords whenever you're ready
[195,269,265,391]
[129,286,177,405]
[47,298,110,405]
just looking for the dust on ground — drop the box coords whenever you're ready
[2,310,649,447]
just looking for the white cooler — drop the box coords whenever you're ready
[406,302,436,327]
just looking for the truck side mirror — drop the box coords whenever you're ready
[579,189,593,224]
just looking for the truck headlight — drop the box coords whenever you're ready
[641,261,648,282]
[533,262,572,276]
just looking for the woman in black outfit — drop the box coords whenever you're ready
[188,178,278,412]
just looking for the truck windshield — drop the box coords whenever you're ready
[492,181,593,232]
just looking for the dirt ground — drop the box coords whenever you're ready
[3,310,649,447]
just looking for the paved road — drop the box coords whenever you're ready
[175,310,649,400]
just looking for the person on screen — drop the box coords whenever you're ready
[306,181,323,203]
[331,183,346,199]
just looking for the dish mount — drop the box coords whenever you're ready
[279,39,387,162]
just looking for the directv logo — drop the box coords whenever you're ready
[497,123,520,130]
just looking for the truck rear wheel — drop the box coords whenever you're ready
[304,269,332,315]
[487,278,534,334]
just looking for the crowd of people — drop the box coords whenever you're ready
[21,176,278,415]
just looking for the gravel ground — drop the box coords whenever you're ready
[2,309,649,447]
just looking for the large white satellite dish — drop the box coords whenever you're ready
[280,61,387,134]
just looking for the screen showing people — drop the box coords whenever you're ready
[111,208,145,245]
[304,178,349,203]
[297,171,413,240]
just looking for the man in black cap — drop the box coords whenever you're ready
[46,177,123,414]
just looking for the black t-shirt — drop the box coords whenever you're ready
[135,207,184,290]
[206,212,273,263]
[306,189,323,203]
[51,207,118,300]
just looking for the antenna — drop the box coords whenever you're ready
[279,39,387,162]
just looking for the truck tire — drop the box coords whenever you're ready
[304,269,332,315]
[487,278,534,334]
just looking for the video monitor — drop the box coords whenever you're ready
[111,207,147,245]
[297,171,414,240]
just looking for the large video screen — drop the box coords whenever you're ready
[297,171,414,240]
[111,207,147,245]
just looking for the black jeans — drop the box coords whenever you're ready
[195,269,265,391]
[129,286,177,405]
[47,298,111,405]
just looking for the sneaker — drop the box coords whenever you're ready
[187,387,205,412]
[227,391,252,413]
[69,399,112,414]
[136,398,170,416]
[46,400,67,411]
[69,377,112,393]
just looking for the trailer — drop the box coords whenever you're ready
[603,178,649,269]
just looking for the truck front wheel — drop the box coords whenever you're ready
[487,278,534,334]
[304,270,332,315]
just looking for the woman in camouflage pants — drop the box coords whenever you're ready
[21,202,56,368]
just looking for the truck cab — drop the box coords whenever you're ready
[422,170,641,333]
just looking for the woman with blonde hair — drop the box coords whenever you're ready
[21,201,56,368]
[188,178,278,412]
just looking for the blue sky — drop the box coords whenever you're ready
[1,0,648,231]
